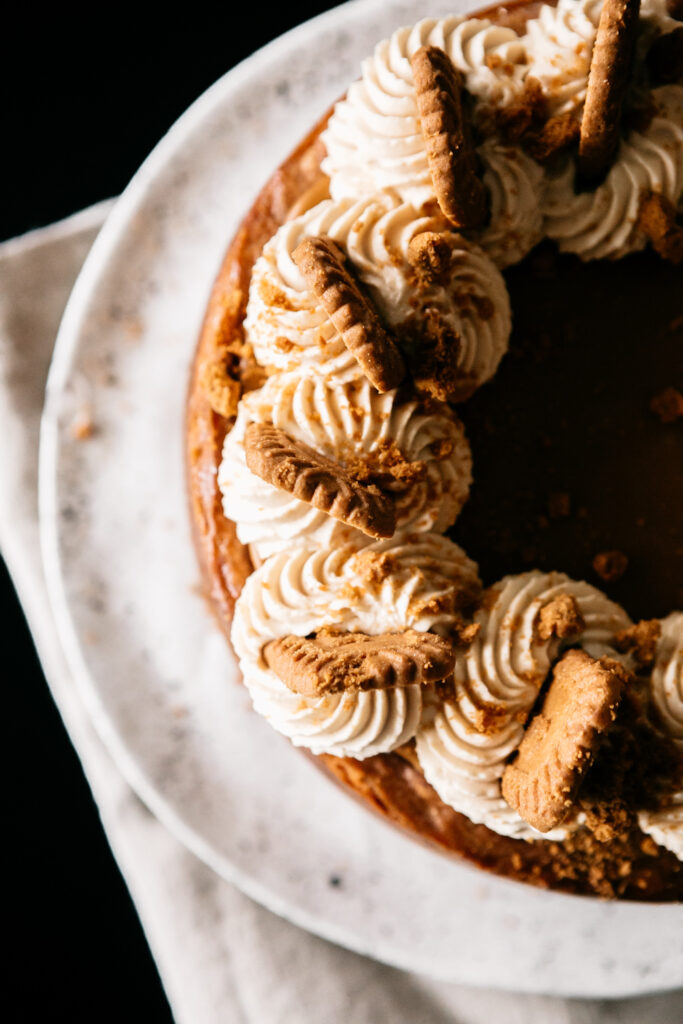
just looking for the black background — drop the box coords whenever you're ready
[2,4,340,1021]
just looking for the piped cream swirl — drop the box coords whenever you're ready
[415,571,631,839]
[231,534,481,758]
[543,85,683,261]
[320,17,544,266]
[474,138,546,268]
[218,371,473,560]
[638,612,683,859]
[246,192,511,395]
[523,0,603,115]
[523,0,680,116]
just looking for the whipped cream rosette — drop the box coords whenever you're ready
[475,137,546,268]
[523,0,679,116]
[523,0,606,116]
[320,17,546,267]
[245,191,511,395]
[542,84,683,261]
[219,371,472,561]
[231,534,481,758]
[638,612,683,858]
[415,571,632,839]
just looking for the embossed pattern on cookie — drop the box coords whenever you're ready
[501,649,627,833]
[244,422,397,539]
[411,45,489,228]
[263,628,456,697]
[578,0,641,181]
[292,235,405,392]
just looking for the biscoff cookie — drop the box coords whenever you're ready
[578,0,642,180]
[263,628,455,697]
[501,650,628,833]
[292,235,405,392]
[244,422,397,539]
[411,45,489,228]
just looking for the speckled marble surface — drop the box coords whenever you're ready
[39,0,683,996]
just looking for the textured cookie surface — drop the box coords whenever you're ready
[263,629,455,697]
[502,649,627,833]
[411,45,488,227]
[292,235,405,392]
[244,422,397,539]
[578,0,641,179]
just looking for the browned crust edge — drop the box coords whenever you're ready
[185,0,682,901]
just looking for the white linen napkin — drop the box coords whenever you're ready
[1,206,680,1024]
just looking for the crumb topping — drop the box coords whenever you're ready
[614,619,663,668]
[638,192,683,264]
[536,593,585,640]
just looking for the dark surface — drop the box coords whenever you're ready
[454,243,683,619]
[2,3,340,1022]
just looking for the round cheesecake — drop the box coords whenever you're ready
[187,0,683,899]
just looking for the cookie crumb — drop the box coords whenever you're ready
[407,231,453,286]
[614,619,662,668]
[496,77,547,143]
[345,438,427,488]
[536,594,585,641]
[640,836,659,857]
[351,549,399,587]
[456,621,481,647]
[547,491,571,519]
[201,357,241,419]
[650,385,683,424]
[593,550,628,582]
[264,628,455,696]
[498,77,579,163]
[70,408,95,440]
[401,310,471,403]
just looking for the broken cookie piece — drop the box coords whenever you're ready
[263,628,455,698]
[615,619,662,668]
[200,353,241,420]
[496,77,580,164]
[411,45,489,228]
[292,235,405,392]
[407,231,453,286]
[501,649,628,833]
[244,422,397,539]
[638,192,683,264]
[536,593,586,641]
